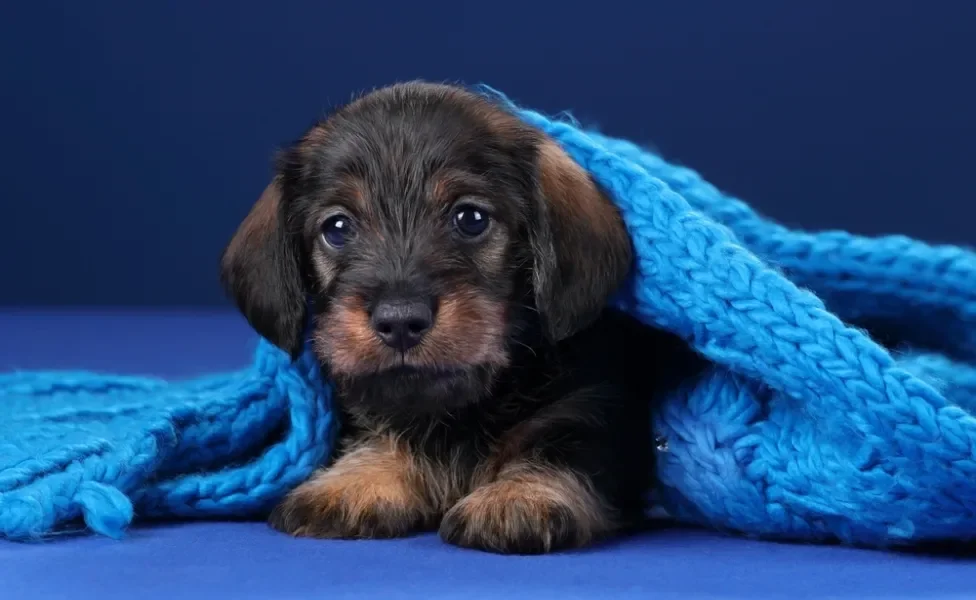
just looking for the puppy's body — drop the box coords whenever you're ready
[274,309,680,553]
[221,82,693,554]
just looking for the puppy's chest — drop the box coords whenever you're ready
[408,401,541,470]
[344,396,555,503]
[404,420,545,509]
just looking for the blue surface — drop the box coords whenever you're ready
[2,311,976,599]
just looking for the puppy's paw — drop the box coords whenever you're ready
[439,468,613,554]
[269,468,431,540]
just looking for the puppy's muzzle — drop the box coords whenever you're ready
[370,296,435,352]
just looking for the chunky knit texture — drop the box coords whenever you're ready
[0,349,336,540]
[3,89,976,546]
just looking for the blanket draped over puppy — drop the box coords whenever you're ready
[3,88,976,547]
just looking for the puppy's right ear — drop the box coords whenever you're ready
[220,177,307,358]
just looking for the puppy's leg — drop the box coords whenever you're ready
[269,432,438,539]
[439,386,649,554]
[439,459,613,554]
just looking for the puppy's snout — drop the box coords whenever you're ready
[370,297,435,351]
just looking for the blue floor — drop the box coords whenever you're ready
[2,310,975,599]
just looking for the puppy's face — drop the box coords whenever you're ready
[221,82,632,419]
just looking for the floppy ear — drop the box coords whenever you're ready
[530,138,633,342]
[220,177,308,358]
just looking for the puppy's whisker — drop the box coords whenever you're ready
[513,299,540,313]
[511,339,538,358]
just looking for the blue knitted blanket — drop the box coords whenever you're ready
[3,90,976,547]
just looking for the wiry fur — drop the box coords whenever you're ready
[220,81,683,554]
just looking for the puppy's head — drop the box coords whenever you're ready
[221,82,631,417]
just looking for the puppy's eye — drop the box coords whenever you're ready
[452,204,490,238]
[321,214,354,249]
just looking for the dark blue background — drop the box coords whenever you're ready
[2,0,974,307]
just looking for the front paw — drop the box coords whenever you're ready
[269,469,431,540]
[439,470,612,554]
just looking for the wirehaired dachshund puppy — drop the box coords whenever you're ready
[220,81,683,554]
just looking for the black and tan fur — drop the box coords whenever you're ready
[220,81,692,554]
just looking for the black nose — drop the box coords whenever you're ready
[370,298,434,351]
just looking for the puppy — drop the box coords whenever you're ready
[220,81,683,554]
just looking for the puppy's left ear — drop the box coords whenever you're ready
[530,138,633,342]
[220,177,308,358]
